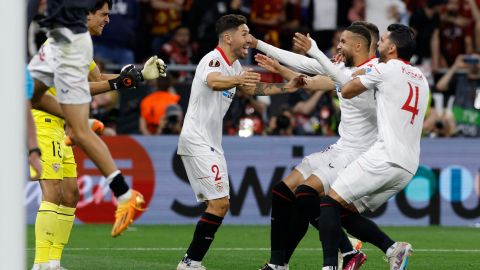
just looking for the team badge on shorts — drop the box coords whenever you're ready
[52,163,60,172]
[214,181,223,192]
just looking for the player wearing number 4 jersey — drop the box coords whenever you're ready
[318,24,429,270]
[176,14,305,270]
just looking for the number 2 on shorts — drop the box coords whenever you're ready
[211,164,221,181]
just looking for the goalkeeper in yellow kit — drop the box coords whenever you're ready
[29,1,166,269]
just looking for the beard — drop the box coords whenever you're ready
[344,54,354,67]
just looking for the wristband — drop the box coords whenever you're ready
[29,147,41,157]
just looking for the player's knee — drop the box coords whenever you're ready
[282,170,304,190]
[61,188,80,207]
[206,198,230,217]
[41,181,63,204]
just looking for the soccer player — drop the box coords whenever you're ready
[318,24,429,270]
[176,14,305,270]
[27,0,163,244]
[253,23,379,270]
[29,1,166,269]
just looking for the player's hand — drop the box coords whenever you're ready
[238,68,261,87]
[255,54,281,74]
[284,74,308,93]
[29,149,42,181]
[249,34,258,48]
[108,64,142,90]
[352,68,366,77]
[141,55,167,80]
[293,32,313,54]
[333,53,345,64]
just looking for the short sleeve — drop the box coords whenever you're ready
[358,63,386,90]
[25,68,33,100]
[201,57,224,83]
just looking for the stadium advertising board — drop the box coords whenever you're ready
[25,136,480,226]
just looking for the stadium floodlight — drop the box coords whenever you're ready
[0,0,25,269]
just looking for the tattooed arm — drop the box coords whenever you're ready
[239,75,306,96]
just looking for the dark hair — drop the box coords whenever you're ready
[215,14,247,37]
[345,25,371,50]
[90,0,112,13]
[351,21,379,43]
[387,24,416,60]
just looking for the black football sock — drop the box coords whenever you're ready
[186,212,223,261]
[338,227,355,254]
[341,211,394,253]
[319,196,342,267]
[284,185,319,263]
[109,173,130,198]
[270,181,295,266]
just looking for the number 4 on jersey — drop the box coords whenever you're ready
[401,82,420,124]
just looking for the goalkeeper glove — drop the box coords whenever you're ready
[108,64,143,90]
[141,55,167,80]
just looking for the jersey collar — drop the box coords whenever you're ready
[356,56,377,67]
[215,46,232,66]
[398,58,411,65]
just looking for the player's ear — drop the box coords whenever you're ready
[224,32,233,45]
[389,43,396,56]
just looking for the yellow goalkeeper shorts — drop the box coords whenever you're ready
[31,113,77,180]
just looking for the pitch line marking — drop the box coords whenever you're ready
[26,247,480,252]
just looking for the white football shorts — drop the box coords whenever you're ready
[295,144,363,193]
[332,142,413,213]
[181,154,230,202]
[28,27,92,104]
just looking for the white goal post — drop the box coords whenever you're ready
[0,0,26,269]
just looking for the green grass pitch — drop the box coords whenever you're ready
[27,225,480,269]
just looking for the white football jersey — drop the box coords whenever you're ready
[178,47,243,156]
[359,59,429,173]
[256,40,378,151]
[336,57,378,151]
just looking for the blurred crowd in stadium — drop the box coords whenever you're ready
[28,0,480,137]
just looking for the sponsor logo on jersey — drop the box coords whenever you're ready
[222,90,234,99]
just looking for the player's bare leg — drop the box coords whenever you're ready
[61,103,116,175]
[177,197,229,270]
[60,103,145,237]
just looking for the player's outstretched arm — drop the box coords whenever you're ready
[293,33,350,85]
[341,78,368,99]
[207,69,261,91]
[239,74,306,96]
[251,35,326,75]
[89,56,167,95]
[32,92,64,118]
[303,75,336,93]
[255,53,300,80]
